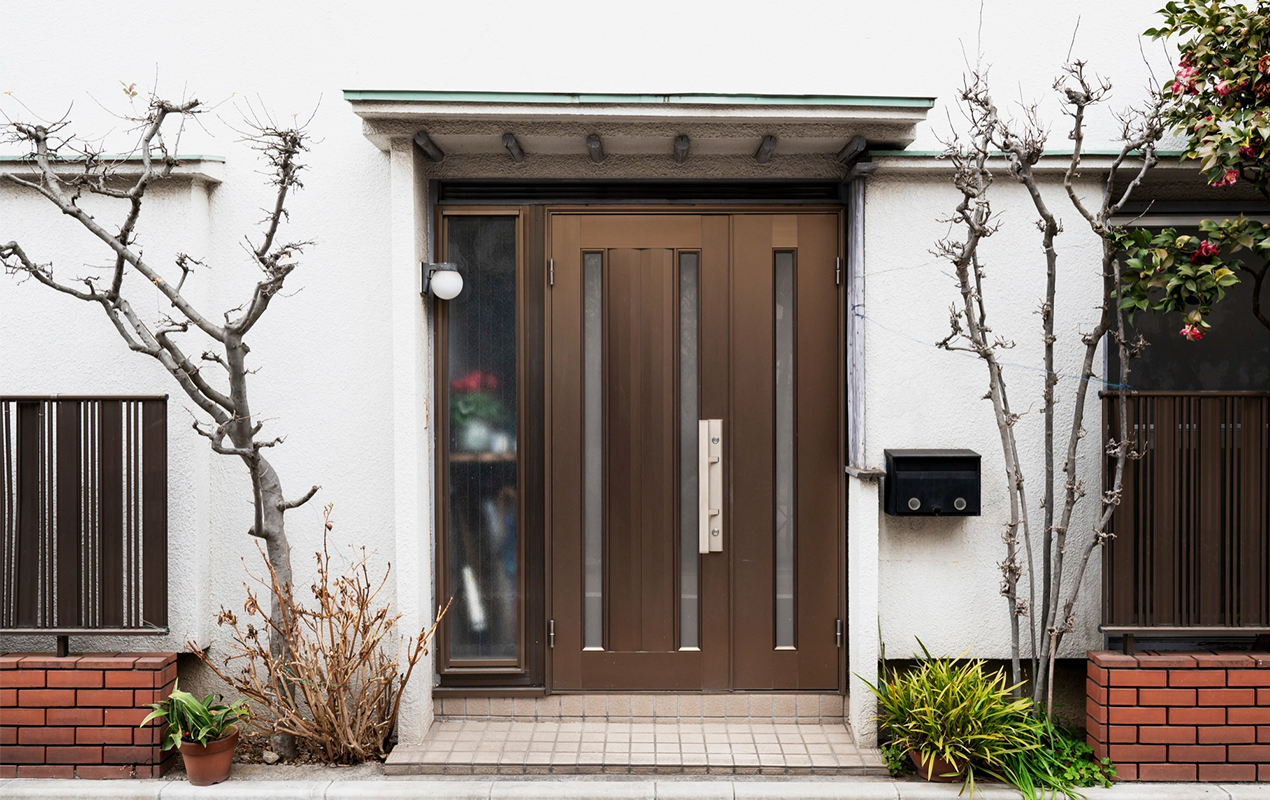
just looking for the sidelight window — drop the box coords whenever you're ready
[441,214,520,664]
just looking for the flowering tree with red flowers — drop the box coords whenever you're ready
[1120,0,1270,338]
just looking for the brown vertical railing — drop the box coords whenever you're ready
[0,396,167,634]
[1103,391,1270,634]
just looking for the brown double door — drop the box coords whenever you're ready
[549,212,843,691]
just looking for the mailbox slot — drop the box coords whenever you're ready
[883,449,981,516]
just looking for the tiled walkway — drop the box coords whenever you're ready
[386,720,885,776]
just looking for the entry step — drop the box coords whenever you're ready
[433,693,847,723]
[386,719,886,776]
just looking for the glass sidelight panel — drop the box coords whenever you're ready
[444,215,519,662]
[678,252,700,649]
[774,251,796,648]
[583,252,604,650]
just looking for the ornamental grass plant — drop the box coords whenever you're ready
[863,640,1111,798]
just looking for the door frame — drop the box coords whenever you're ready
[542,205,849,694]
[430,202,849,694]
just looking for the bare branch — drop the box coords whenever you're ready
[279,485,321,511]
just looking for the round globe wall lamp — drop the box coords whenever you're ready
[422,262,464,300]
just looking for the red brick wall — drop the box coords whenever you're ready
[1087,650,1270,782]
[0,652,177,779]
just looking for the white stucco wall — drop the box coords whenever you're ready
[1,0,1186,741]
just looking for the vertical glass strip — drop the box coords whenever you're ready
[774,251,796,648]
[583,252,604,650]
[678,253,700,649]
[444,215,519,662]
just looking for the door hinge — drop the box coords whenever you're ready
[835,256,842,286]
[835,619,843,648]
[549,257,555,287]
[548,619,555,648]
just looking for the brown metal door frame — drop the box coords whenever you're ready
[545,206,847,693]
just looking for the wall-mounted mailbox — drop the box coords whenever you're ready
[883,449,981,516]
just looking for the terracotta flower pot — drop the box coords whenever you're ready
[909,749,963,783]
[178,725,239,786]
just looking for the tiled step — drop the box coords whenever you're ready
[433,693,848,724]
[385,719,887,777]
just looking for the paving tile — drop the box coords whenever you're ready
[678,695,703,718]
[749,696,774,718]
[584,694,608,717]
[702,695,726,718]
[536,695,561,718]
[631,695,656,717]
[391,713,882,777]
[609,695,633,718]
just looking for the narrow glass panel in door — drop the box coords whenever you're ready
[678,252,700,650]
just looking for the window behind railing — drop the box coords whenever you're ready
[0,396,167,634]
[1103,392,1270,634]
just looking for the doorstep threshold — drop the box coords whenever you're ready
[385,718,886,777]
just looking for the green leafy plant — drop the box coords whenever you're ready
[861,641,1107,798]
[1115,217,1270,337]
[1146,1,1270,195]
[450,390,508,429]
[1130,1,1270,337]
[880,740,912,777]
[140,679,250,751]
[1041,719,1116,789]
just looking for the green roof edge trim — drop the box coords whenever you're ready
[342,90,936,109]
[0,154,226,163]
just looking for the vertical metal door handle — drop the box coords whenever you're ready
[698,419,723,554]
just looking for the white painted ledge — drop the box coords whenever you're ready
[0,155,224,184]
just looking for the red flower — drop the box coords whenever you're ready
[1215,80,1232,97]
[1213,168,1239,187]
[450,369,500,393]
[1179,323,1205,341]
[1240,145,1256,158]
[1190,240,1221,263]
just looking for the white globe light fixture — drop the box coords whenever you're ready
[422,262,464,300]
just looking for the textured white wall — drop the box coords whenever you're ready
[864,172,1110,663]
[0,0,1177,730]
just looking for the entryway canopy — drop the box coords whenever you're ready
[343,91,935,179]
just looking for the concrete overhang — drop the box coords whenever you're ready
[343,90,936,165]
[0,154,225,185]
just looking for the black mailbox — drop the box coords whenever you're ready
[883,449,981,516]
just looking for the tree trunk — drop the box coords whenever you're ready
[253,456,298,759]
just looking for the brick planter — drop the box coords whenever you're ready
[0,652,177,779]
[1086,649,1270,782]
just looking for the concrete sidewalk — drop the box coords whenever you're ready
[2,777,1270,799]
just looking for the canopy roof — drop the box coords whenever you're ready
[343,90,935,161]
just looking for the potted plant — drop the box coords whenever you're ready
[861,641,1044,797]
[449,369,509,451]
[141,679,251,786]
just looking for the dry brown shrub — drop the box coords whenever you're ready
[194,506,449,763]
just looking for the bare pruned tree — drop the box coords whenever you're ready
[937,62,1164,709]
[1,92,316,756]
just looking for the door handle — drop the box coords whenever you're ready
[698,419,723,554]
